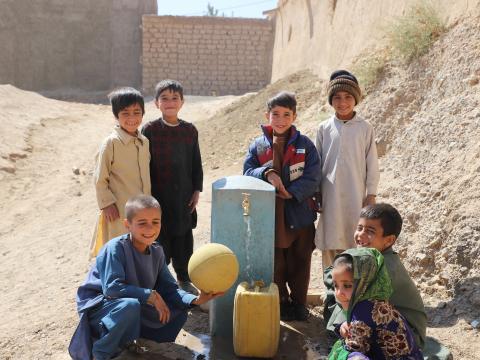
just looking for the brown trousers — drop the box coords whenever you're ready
[274,224,315,305]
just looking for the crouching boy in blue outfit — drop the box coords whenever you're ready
[69,195,221,360]
[244,91,320,321]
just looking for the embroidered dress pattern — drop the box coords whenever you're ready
[347,320,371,353]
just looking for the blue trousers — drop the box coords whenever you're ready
[88,298,187,360]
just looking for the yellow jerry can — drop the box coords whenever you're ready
[233,281,280,358]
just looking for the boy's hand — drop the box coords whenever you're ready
[266,172,288,195]
[276,190,293,200]
[191,290,224,305]
[102,204,120,222]
[363,194,376,207]
[339,321,351,338]
[188,191,200,213]
[151,291,171,324]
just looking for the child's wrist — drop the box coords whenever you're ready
[264,168,276,180]
[191,295,200,305]
[147,290,157,305]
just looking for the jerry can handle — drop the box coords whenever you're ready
[252,280,265,292]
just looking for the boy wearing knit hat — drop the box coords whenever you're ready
[314,70,380,272]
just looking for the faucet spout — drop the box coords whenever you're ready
[242,193,250,216]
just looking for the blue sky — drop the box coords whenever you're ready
[157,0,277,18]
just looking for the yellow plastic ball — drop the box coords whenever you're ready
[188,243,239,293]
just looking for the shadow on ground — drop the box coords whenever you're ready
[115,306,333,360]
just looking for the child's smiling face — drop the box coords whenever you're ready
[124,207,161,253]
[117,103,144,135]
[331,90,356,120]
[155,89,184,123]
[354,217,395,252]
[332,265,354,310]
[265,105,296,134]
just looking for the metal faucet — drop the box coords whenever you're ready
[242,192,250,216]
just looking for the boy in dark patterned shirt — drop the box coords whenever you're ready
[142,80,203,295]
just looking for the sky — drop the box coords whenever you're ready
[157,0,277,18]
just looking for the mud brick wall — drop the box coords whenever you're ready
[142,16,273,95]
[0,0,156,91]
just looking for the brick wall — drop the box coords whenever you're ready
[142,16,273,96]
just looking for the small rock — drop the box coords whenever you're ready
[467,76,479,86]
[427,275,440,286]
[471,319,480,329]
[438,301,447,309]
[438,273,450,285]
[469,292,480,307]
[72,167,80,175]
[427,238,442,249]
[415,253,430,265]
[75,191,82,197]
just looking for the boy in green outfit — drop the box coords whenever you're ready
[324,203,427,349]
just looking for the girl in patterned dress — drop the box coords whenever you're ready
[328,248,423,360]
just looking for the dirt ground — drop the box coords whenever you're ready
[1,16,480,359]
[0,85,475,360]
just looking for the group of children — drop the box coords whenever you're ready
[69,70,427,360]
[71,80,206,360]
[244,70,426,359]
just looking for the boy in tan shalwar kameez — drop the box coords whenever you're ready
[89,88,151,258]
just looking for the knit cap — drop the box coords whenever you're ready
[327,70,362,105]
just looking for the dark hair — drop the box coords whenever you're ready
[125,195,162,222]
[359,203,403,238]
[108,87,145,119]
[266,91,297,113]
[333,254,353,273]
[154,79,184,100]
